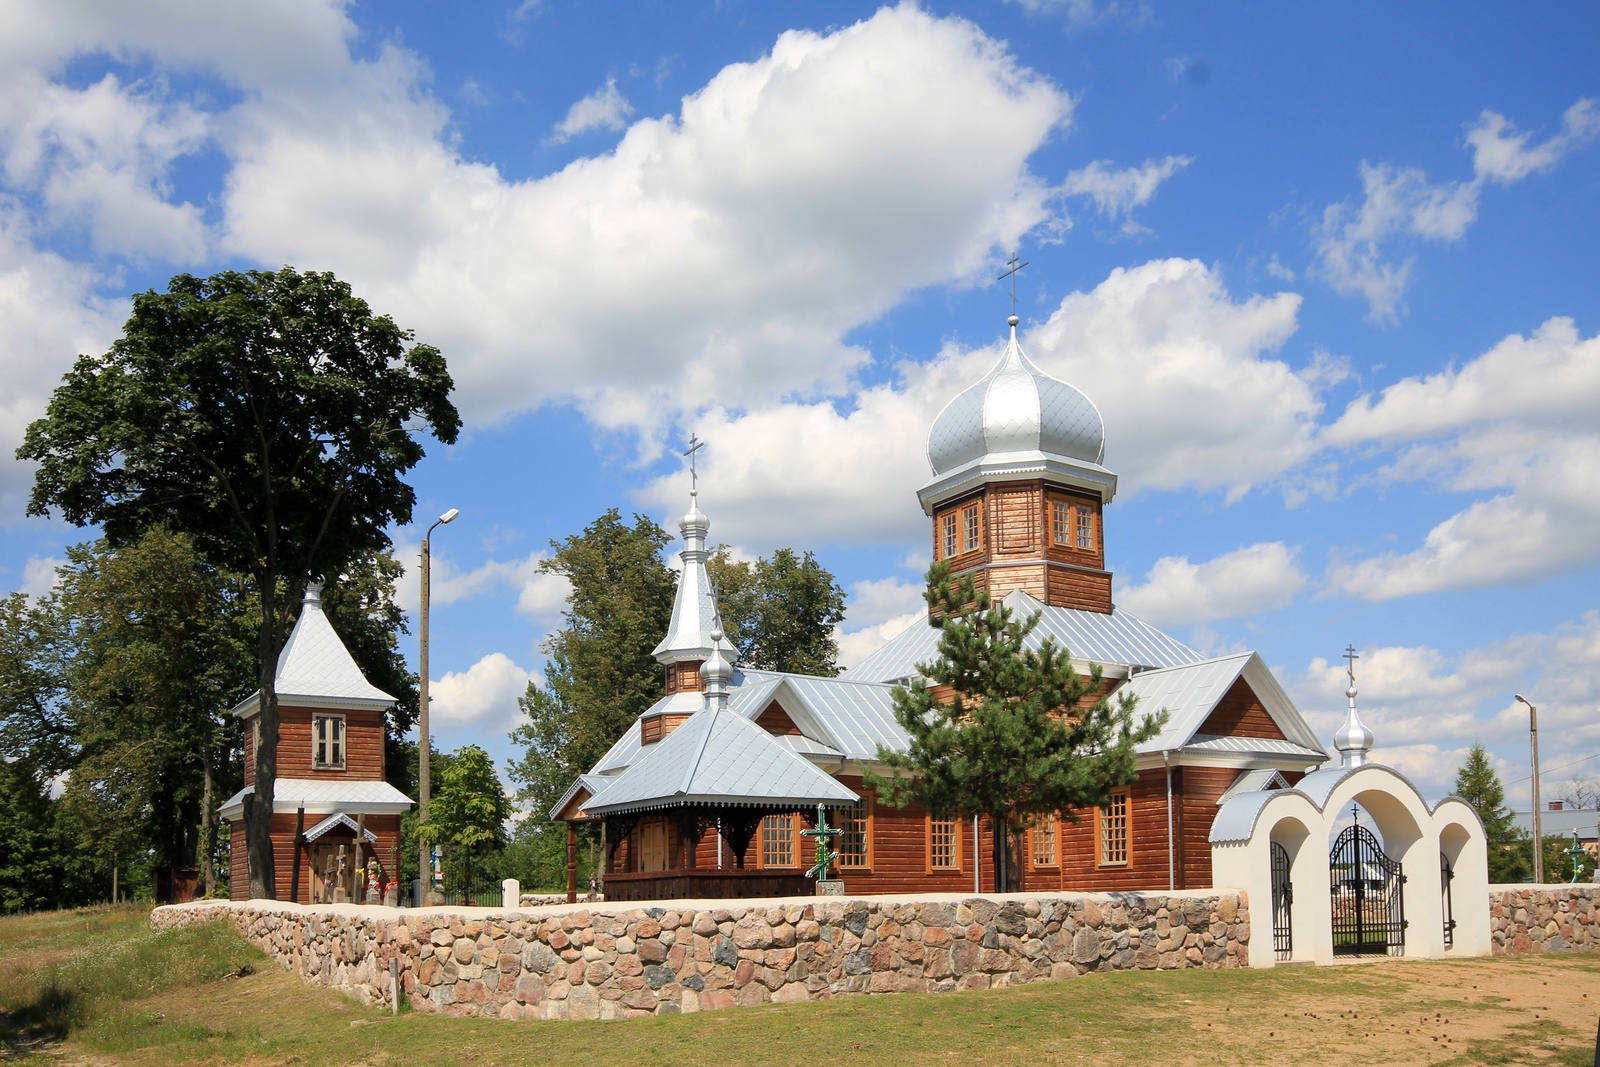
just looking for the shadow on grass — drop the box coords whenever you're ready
[0,983,82,1054]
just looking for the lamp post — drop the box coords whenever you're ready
[418,508,459,900]
[1516,694,1542,884]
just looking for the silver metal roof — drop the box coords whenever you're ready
[1209,762,1471,845]
[1183,735,1328,759]
[303,812,380,842]
[219,777,414,819]
[1511,809,1600,839]
[926,324,1105,475]
[737,671,910,763]
[1127,651,1325,755]
[847,589,1205,683]
[1217,768,1289,805]
[652,491,738,665]
[581,708,858,816]
[232,584,395,717]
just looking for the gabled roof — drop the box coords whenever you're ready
[848,589,1204,684]
[581,708,859,816]
[548,772,614,821]
[218,777,414,819]
[736,671,907,762]
[303,812,380,842]
[1126,651,1326,757]
[233,584,395,716]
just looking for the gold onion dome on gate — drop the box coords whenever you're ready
[926,315,1106,476]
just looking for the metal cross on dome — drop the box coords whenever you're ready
[683,433,705,493]
[997,253,1030,316]
[1343,644,1359,687]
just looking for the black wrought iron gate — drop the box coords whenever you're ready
[1329,824,1406,957]
[1440,852,1456,949]
[1271,841,1293,960]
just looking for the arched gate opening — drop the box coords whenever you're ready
[1329,823,1406,957]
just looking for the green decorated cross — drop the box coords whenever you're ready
[801,804,842,881]
[1569,832,1589,884]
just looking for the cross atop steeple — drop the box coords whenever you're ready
[683,433,705,493]
[1343,644,1359,688]
[997,253,1030,317]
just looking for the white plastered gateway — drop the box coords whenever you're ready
[1210,763,1490,967]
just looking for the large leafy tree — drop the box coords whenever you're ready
[18,268,459,898]
[420,745,511,896]
[508,510,676,826]
[52,528,254,893]
[1453,743,1530,883]
[707,546,847,675]
[868,562,1166,891]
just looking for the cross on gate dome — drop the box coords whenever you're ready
[926,316,1105,476]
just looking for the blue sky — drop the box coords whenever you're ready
[2,1,1597,807]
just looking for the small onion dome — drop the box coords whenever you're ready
[680,490,709,542]
[926,321,1104,476]
[1334,684,1375,767]
[701,629,733,689]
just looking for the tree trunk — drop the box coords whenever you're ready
[199,744,215,896]
[246,579,280,900]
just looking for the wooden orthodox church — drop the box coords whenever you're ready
[554,315,1333,902]
[222,584,414,902]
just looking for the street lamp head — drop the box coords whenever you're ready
[439,508,459,525]
[1515,693,1530,706]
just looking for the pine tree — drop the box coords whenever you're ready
[868,562,1166,890]
[1452,742,1527,883]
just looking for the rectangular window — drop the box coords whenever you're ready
[838,797,871,868]
[963,503,981,553]
[1031,813,1058,866]
[1076,505,1094,551]
[761,814,795,868]
[313,714,345,769]
[942,512,958,560]
[1098,790,1129,866]
[929,816,960,870]
[1052,500,1071,545]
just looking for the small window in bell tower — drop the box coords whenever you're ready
[1076,506,1094,550]
[963,504,981,553]
[941,513,957,559]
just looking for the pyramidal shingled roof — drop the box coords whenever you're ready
[580,706,859,816]
[232,583,395,717]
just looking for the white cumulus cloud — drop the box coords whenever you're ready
[429,652,534,727]
[546,77,634,144]
[636,258,1319,548]
[836,576,927,669]
[1061,155,1190,231]
[1117,542,1306,627]
[1290,612,1600,805]
[1323,317,1600,600]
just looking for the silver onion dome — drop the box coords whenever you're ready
[926,318,1105,476]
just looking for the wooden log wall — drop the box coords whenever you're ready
[243,705,387,784]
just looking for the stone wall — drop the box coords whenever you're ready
[1489,885,1600,954]
[151,890,1248,1020]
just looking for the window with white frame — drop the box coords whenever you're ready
[313,714,346,769]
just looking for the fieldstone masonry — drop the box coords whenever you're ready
[1489,885,1600,955]
[152,890,1248,1020]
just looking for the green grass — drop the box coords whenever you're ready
[1,906,1596,1066]
[0,905,261,1046]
